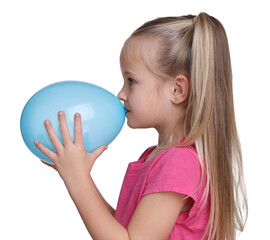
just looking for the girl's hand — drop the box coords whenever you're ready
[34,111,107,187]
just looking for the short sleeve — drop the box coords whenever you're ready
[143,147,202,202]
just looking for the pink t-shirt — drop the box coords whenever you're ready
[114,142,210,239]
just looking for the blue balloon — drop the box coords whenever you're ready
[20,81,126,164]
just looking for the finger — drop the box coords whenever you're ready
[44,120,63,152]
[35,140,57,162]
[74,113,83,144]
[40,159,57,169]
[90,145,108,160]
[58,111,72,145]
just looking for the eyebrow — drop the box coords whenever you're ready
[122,71,137,77]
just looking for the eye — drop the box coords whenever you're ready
[127,77,135,85]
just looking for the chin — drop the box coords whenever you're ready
[127,121,138,129]
[127,120,152,129]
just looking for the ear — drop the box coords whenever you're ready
[170,75,189,104]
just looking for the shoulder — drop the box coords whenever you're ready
[146,145,202,180]
[143,146,202,201]
[156,146,201,172]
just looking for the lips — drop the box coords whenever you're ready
[124,106,130,112]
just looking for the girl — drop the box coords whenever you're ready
[35,12,248,240]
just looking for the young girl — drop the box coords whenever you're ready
[35,12,248,240]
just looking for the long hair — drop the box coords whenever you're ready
[122,13,248,239]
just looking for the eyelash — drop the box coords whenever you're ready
[127,77,135,85]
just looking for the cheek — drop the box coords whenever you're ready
[127,89,163,127]
[130,104,160,128]
[137,91,152,107]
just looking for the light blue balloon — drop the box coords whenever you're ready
[20,81,126,164]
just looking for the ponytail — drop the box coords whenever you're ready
[183,13,248,239]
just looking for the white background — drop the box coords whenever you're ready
[0,0,269,239]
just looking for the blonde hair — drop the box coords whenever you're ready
[122,13,248,240]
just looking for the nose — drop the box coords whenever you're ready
[117,86,127,101]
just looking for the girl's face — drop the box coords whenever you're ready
[118,45,171,129]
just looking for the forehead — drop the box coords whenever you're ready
[120,35,163,71]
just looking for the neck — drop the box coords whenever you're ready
[156,122,185,148]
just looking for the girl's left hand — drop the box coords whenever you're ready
[34,111,108,186]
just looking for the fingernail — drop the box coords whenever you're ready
[58,111,64,116]
[75,113,80,117]
[34,140,39,145]
[44,120,50,126]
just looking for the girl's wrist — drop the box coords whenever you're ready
[62,173,92,193]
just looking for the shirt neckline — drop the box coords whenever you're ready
[137,137,187,165]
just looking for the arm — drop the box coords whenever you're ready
[66,176,127,240]
[90,177,115,216]
[69,178,188,240]
[127,192,188,240]
[65,175,188,240]
[35,111,187,239]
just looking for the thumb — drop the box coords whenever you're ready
[40,159,57,170]
[91,145,108,160]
